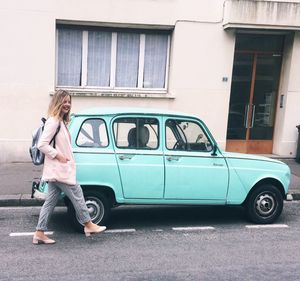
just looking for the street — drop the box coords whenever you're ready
[1,202,300,281]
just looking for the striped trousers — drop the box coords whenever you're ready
[36,181,90,231]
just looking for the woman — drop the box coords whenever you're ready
[33,89,106,245]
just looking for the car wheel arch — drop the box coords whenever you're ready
[64,185,117,208]
[242,177,285,206]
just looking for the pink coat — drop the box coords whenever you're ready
[38,117,76,185]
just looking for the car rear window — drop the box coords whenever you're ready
[113,117,159,149]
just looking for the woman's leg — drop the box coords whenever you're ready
[56,182,91,225]
[36,182,61,231]
[57,182,106,235]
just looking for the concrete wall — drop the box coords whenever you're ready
[224,0,300,29]
[0,0,230,162]
[274,31,300,156]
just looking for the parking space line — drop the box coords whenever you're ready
[105,229,136,233]
[8,224,291,237]
[245,224,289,229]
[172,226,215,231]
[9,231,54,237]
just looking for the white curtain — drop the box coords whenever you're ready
[116,33,140,87]
[87,31,112,87]
[57,29,82,86]
[144,34,168,88]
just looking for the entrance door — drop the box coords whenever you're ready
[226,34,284,154]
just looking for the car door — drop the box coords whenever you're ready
[164,117,229,201]
[72,117,123,198]
[113,116,164,199]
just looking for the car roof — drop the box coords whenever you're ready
[74,107,200,119]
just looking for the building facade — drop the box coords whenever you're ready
[1,0,300,162]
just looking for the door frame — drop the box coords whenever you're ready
[226,50,282,154]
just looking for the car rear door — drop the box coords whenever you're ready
[113,115,164,199]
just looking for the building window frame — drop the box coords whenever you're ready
[55,25,171,94]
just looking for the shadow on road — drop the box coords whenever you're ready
[108,205,247,229]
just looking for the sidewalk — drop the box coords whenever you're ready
[0,159,299,207]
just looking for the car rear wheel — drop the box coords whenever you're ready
[245,184,283,224]
[68,190,111,232]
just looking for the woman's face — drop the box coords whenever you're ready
[60,95,71,116]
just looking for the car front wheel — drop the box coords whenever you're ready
[67,190,111,232]
[245,184,283,224]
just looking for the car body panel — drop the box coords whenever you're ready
[224,153,290,204]
[162,115,229,200]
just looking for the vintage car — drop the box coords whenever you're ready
[35,108,291,230]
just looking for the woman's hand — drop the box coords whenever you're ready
[55,153,70,163]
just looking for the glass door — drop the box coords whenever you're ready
[250,54,282,141]
[226,53,253,142]
[226,51,282,153]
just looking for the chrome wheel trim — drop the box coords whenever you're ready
[76,196,105,225]
[255,193,276,217]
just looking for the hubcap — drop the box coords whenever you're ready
[76,196,104,225]
[255,193,276,217]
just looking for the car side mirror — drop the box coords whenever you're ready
[211,144,218,156]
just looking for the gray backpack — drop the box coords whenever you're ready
[29,118,61,165]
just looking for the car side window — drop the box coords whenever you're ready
[76,118,108,147]
[113,117,159,149]
[166,119,212,152]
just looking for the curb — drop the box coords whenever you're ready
[0,194,64,207]
[0,193,299,207]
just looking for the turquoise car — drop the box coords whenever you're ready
[36,108,291,229]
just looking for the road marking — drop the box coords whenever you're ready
[105,229,136,233]
[172,226,215,231]
[9,231,54,237]
[245,224,289,229]
[8,224,291,237]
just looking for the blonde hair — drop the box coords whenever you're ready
[48,90,72,123]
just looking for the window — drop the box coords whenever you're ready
[76,119,108,147]
[166,119,212,152]
[57,25,170,90]
[113,118,159,149]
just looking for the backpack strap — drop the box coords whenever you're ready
[50,122,61,148]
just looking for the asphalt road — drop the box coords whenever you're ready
[1,202,300,281]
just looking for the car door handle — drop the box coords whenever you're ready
[119,155,134,160]
[166,156,180,162]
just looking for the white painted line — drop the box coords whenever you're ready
[153,229,164,232]
[173,226,215,231]
[245,224,289,229]
[9,231,54,237]
[105,229,136,233]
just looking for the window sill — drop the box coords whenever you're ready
[53,88,175,99]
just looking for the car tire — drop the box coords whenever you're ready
[68,189,111,232]
[245,184,283,224]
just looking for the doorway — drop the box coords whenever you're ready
[226,34,284,154]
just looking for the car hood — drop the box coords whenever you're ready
[221,151,285,165]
